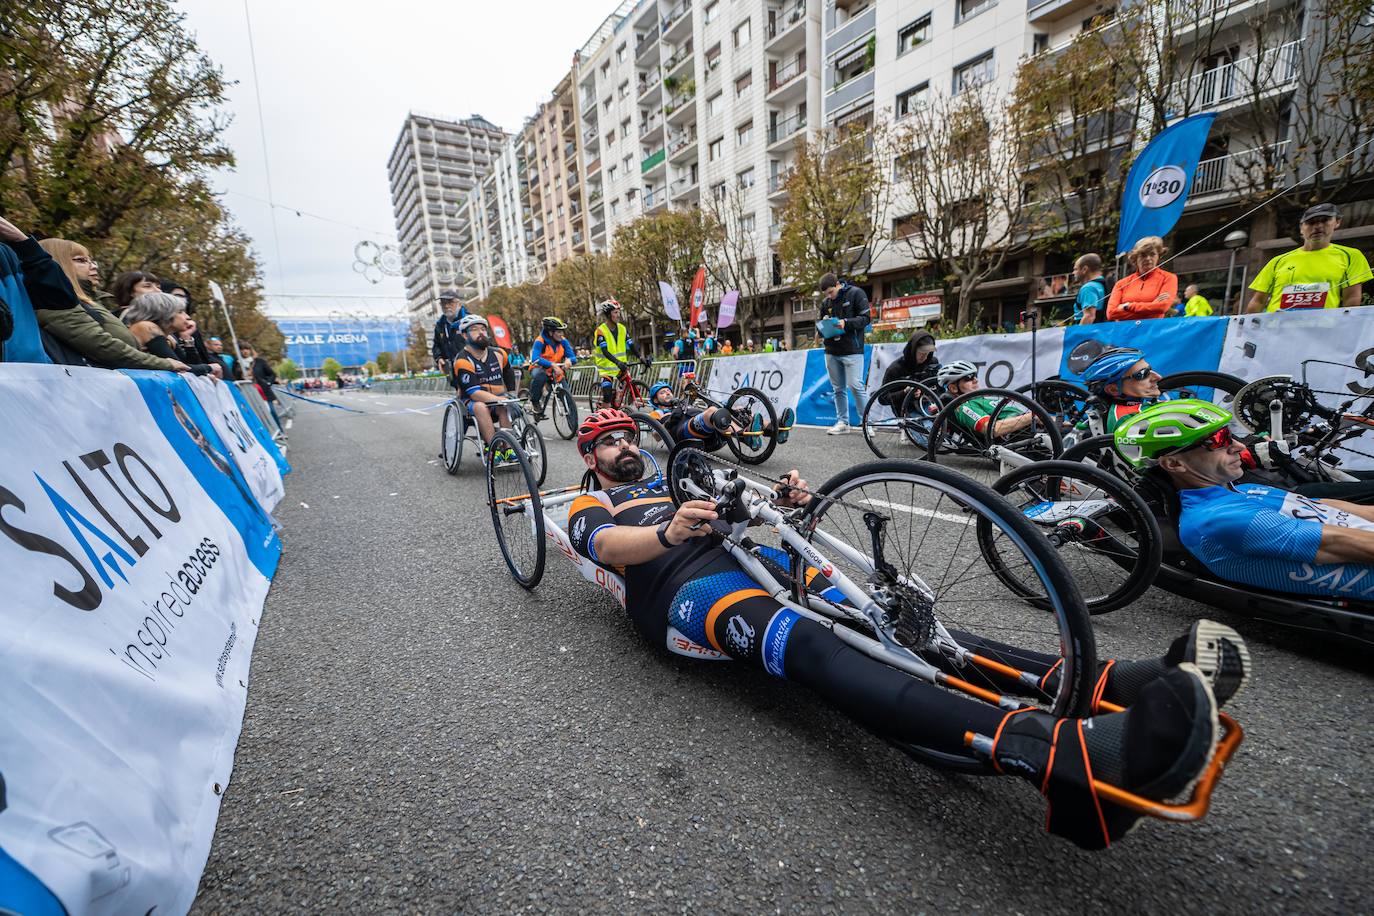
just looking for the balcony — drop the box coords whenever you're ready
[665,87,697,121]
[638,74,663,105]
[768,169,794,195]
[643,188,667,211]
[572,231,584,246]
[770,222,782,243]
[663,40,694,77]
[591,220,607,238]
[767,1,807,47]
[1192,140,1290,196]
[568,171,581,192]
[825,69,874,116]
[641,147,667,174]
[668,127,697,159]
[640,112,664,140]
[663,0,692,41]
[636,28,660,63]
[769,53,806,96]
[767,111,807,146]
[825,5,876,56]
[586,156,601,175]
[1166,40,1302,114]
[671,175,700,198]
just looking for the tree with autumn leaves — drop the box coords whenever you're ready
[0,0,283,357]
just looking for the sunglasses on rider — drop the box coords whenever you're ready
[1190,426,1234,452]
[1124,365,1156,382]
[594,428,639,450]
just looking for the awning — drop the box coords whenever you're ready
[832,43,868,72]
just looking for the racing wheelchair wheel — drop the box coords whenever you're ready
[440,400,466,474]
[1060,433,1144,484]
[1017,379,1094,431]
[983,460,1162,615]
[1157,370,1247,408]
[861,379,943,460]
[628,411,673,464]
[724,386,779,465]
[486,430,546,588]
[507,404,548,487]
[795,461,1096,740]
[925,388,1064,487]
[551,386,578,440]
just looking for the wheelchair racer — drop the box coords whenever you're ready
[1116,399,1374,599]
[567,407,1248,850]
[529,316,577,421]
[593,298,652,406]
[647,382,795,452]
[1081,348,1162,433]
[939,361,1037,439]
[451,314,517,459]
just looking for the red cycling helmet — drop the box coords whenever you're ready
[577,408,638,455]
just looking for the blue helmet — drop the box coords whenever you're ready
[1082,348,1144,394]
[649,381,674,404]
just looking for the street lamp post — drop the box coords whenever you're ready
[1222,229,1249,315]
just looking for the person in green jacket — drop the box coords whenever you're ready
[21,229,188,372]
[1182,284,1213,317]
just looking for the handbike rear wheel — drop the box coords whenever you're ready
[861,379,942,460]
[794,460,1095,725]
[724,386,779,465]
[509,409,549,487]
[486,430,546,588]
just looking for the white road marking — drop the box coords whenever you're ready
[860,498,974,527]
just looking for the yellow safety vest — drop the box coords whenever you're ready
[593,322,628,376]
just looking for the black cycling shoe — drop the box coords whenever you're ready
[993,664,1219,850]
[1097,620,1250,710]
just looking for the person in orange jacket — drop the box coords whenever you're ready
[1107,236,1178,321]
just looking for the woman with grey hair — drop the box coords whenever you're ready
[123,292,218,376]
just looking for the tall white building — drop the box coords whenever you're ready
[461,133,537,299]
[386,112,506,318]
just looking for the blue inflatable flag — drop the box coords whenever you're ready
[1116,112,1217,256]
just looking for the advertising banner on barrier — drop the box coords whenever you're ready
[187,376,286,513]
[0,365,281,915]
[705,349,809,416]
[1059,315,1228,383]
[231,383,292,477]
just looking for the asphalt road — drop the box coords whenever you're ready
[193,388,1373,915]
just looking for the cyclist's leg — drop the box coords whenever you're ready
[529,368,549,413]
[674,409,726,450]
[599,375,616,405]
[469,399,496,444]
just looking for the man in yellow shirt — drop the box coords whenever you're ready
[1247,203,1372,312]
[1183,284,1213,317]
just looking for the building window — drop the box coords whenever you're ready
[618,80,629,99]
[621,118,632,140]
[733,18,751,48]
[707,92,723,116]
[609,164,618,181]
[892,213,923,238]
[736,120,753,146]
[704,1,718,24]
[616,43,627,63]
[606,130,616,146]
[898,14,931,55]
[734,70,753,97]
[601,61,610,76]
[623,154,633,171]
[710,180,726,200]
[953,51,994,94]
[611,200,620,216]
[957,0,996,22]
[737,167,755,189]
[742,213,756,232]
[705,43,721,72]
[896,82,928,119]
[709,137,723,161]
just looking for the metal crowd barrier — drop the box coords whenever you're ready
[367,358,725,404]
[235,380,288,453]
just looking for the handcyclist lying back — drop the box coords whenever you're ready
[939,361,1036,439]
[1081,347,1162,434]
[568,407,1249,850]
[1116,399,1374,599]
[648,382,795,451]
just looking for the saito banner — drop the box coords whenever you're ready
[0,365,285,915]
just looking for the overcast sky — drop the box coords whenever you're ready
[180,0,615,315]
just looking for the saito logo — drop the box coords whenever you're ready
[0,443,183,611]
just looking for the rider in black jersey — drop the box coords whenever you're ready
[647,382,794,451]
[565,408,1249,849]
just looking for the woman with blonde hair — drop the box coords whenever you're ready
[33,236,187,371]
[1106,236,1178,321]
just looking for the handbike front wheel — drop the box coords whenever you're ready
[724,386,778,465]
[510,412,548,487]
[486,430,546,588]
[794,460,1095,728]
[861,379,941,460]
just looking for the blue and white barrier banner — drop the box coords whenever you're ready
[705,350,809,417]
[190,376,286,513]
[0,365,284,915]
[1218,308,1374,402]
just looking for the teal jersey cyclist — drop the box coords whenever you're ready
[1115,399,1374,598]
[937,361,1036,439]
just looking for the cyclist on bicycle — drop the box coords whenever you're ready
[567,407,1246,850]
[939,361,1036,439]
[593,298,652,406]
[647,382,795,450]
[1117,398,1374,599]
[1081,348,1162,434]
[529,316,577,420]
[452,314,517,457]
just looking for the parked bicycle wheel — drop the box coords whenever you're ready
[794,460,1096,734]
[486,430,545,588]
[724,386,779,465]
[925,388,1064,486]
[440,401,466,474]
[861,379,943,460]
[551,385,578,440]
[983,460,1161,615]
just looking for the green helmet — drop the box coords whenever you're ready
[1113,398,1232,468]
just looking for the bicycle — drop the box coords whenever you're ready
[588,366,647,414]
[483,439,1241,818]
[531,364,579,441]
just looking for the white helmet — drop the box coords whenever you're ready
[937,360,978,388]
[459,314,489,334]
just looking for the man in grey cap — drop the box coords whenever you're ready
[1247,202,1372,312]
[431,290,468,382]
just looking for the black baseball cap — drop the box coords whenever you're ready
[437,289,462,302]
[1300,202,1340,223]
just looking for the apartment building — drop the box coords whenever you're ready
[525,70,593,272]
[386,112,506,317]
[461,133,537,299]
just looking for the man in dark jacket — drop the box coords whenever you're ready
[816,273,872,434]
[241,343,282,428]
[877,330,939,407]
[431,291,468,384]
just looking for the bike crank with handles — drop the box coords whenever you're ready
[667,445,945,651]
